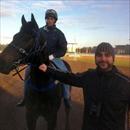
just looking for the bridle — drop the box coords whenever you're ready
[11,28,46,80]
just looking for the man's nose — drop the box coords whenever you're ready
[101,55,107,61]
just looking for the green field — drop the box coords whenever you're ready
[64,54,130,77]
[64,54,130,68]
[114,55,130,68]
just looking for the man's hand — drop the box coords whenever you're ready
[39,64,47,72]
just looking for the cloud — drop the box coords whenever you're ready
[0,35,12,44]
[0,1,23,17]
[1,0,128,18]
[0,1,69,17]
[32,1,67,11]
[0,7,13,17]
[2,36,12,40]
[83,26,104,30]
[63,0,129,12]
[0,2,14,17]
[58,13,100,29]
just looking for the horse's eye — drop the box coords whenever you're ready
[13,34,19,39]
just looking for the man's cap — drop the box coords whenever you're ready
[95,42,115,58]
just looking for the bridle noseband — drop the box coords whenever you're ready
[11,29,46,80]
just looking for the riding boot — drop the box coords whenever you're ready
[16,98,25,107]
[63,84,71,108]
[51,58,72,108]
[64,98,72,108]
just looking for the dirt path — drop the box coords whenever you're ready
[0,61,129,130]
[0,72,84,130]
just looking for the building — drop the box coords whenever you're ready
[67,43,77,53]
[67,43,130,55]
[115,45,130,55]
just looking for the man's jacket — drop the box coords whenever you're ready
[46,66,130,130]
[40,25,67,58]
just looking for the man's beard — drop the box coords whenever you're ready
[96,61,113,72]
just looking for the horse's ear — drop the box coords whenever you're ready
[21,15,27,25]
[31,13,38,28]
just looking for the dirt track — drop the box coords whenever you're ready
[0,61,130,130]
[0,70,84,130]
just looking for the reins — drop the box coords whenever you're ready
[11,28,47,81]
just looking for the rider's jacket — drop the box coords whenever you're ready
[40,25,67,58]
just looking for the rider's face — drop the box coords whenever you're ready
[46,17,56,26]
[95,52,114,71]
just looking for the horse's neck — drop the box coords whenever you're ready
[28,45,51,84]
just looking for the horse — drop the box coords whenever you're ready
[0,14,71,130]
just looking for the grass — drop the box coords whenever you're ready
[64,54,130,68]
[114,55,130,68]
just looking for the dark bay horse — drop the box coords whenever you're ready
[0,14,71,130]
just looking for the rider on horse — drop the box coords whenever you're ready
[17,9,71,108]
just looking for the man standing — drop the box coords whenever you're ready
[39,42,130,130]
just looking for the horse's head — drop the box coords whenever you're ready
[0,14,46,74]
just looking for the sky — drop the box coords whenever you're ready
[0,0,130,47]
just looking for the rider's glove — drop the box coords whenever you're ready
[49,54,54,60]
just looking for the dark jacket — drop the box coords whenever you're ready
[39,25,67,58]
[46,66,130,130]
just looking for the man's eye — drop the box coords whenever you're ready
[105,53,111,57]
[97,53,102,57]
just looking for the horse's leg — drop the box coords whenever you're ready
[26,108,38,130]
[64,106,71,130]
[47,112,57,130]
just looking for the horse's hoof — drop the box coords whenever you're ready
[16,99,25,107]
